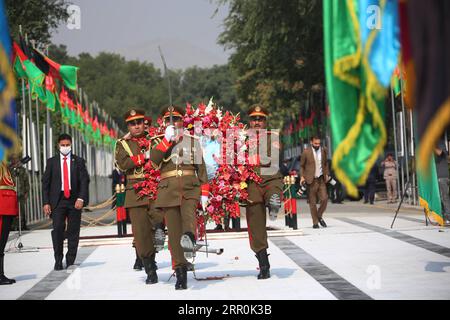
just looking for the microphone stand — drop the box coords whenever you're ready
[6,164,39,253]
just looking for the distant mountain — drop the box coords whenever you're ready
[112,37,229,70]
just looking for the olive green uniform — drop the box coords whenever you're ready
[115,137,164,259]
[245,130,283,253]
[150,134,208,268]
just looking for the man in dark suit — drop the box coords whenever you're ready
[42,133,90,270]
[300,135,330,229]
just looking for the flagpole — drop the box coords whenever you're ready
[18,26,32,224]
[45,44,51,165]
[399,78,410,205]
[93,101,99,204]
[390,88,401,202]
[409,109,416,206]
[21,74,34,226]
[25,34,38,223]
[31,39,43,216]
[35,98,43,218]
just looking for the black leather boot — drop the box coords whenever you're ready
[255,249,271,280]
[232,217,241,230]
[133,249,143,271]
[175,265,187,290]
[54,255,63,271]
[117,221,123,237]
[143,254,158,284]
[0,256,15,285]
[291,214,298,230]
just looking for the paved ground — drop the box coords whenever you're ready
[1,200,449,300]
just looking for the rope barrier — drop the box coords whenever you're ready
[32,194,119,230]
[83,194,116,211]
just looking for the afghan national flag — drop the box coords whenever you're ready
[75,102,83,129]
[92,116,101,144]
[59,87,70,124]
[44,75,57,111]
[324,0,400,197]
[85,118,94,143]
[31,48,60,111]
[92,115,98,132]
[0,0,19,161]
[32,47,78,91]
[69,104,77,127]
[402,0,450,173]
[12,41,46,102]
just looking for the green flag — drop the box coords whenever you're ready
[323,0,399,196]
[12,41,46,102]
[44,75,56,111]
[32,48,79,91]
[417,156,443,226]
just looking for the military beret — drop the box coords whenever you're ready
[123,109,145,122]
[248,105,268,118]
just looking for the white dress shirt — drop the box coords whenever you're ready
[312,147,323,178]
[59,152,84,203]
[60,152,71,191]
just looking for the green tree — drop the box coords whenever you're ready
[177,64,238,113]
[6,0,69,44]
[217,0,324,128]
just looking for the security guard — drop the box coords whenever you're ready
[115,109,164,284]
[150,106,209,290]
[245,105,283,279]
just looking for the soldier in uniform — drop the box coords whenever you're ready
[150,106,209,290]
[0,160,18,285]
[245,105,283,279]
[115,109,165,284]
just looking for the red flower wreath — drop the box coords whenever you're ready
[131,126,164,201]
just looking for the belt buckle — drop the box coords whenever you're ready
[177,170,183,177]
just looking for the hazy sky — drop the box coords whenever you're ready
[51,0,231,70]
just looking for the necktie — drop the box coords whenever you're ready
[63,156,70,198]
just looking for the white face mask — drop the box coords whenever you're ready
[60,146,72,155]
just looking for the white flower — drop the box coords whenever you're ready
[205,97,214,114]
[216,108,223,121]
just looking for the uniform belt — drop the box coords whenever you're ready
[127,173,144,180]
[0,185,16,191]
[160,169,196,180]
